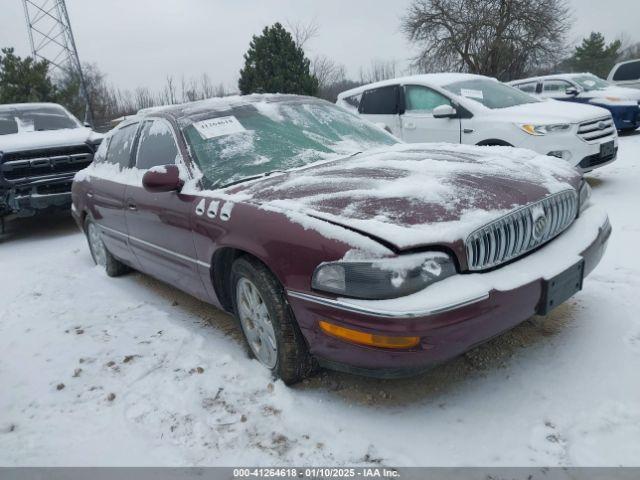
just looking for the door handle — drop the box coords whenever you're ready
[404,121,416,130]
[127,203,137,211]
[87,191,93,198]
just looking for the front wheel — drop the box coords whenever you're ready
[84,217,130,277]
[231,256,314,384]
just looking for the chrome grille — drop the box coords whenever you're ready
[465,190,578,271]
[577,116,616,142]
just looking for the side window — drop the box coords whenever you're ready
[135,120,179,170]
[92,136,110,163]
[543,80,573,93]
[612,61,640,81]
[404,85,451,113]
[514,82,538,94]
[343,93,363,109]
[105,123,138,168]
[359,85,400,115]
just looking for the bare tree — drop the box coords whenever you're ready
[286,18,319,48]
[359,59,398,84]
[401,0,573,81]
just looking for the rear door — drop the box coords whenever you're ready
[89,121,139,266]
[124,118,207,298]
[358,85,402,137]
[400,84,460,143]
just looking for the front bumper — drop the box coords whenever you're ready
[520,131,618,173]
[287,206,611,378]
[1,177,73,217]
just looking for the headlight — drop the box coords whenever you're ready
[311,252,456,299]
[578,180,591,215]
[518,123,571,136]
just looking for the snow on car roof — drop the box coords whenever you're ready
[509,73,598,84]
[0,102,65,111]
[337,73,491,98]
[135,94,317,124]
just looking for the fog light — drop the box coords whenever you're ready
[318,321,420,349]
[547,150,572,161]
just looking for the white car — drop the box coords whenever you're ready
[509,73,640,133]
[337,73,618,172]
[608,59,640,90]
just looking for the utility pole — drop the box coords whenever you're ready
[21,0,93,126]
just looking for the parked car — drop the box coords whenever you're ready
[509,73,640,133]
[72,94,611,383]
[337,73,618,172]
[608,59,640,90]
[0,103,102,222]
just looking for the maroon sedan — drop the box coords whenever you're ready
[71,95,611,383]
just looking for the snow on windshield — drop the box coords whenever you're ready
[181,100,397,188]
[444,79,539,109]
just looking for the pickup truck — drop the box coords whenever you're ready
[1,103,102,226]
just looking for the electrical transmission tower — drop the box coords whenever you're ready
[21,0,93,125]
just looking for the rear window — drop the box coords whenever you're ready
[359,85,400,115]
[612,61,640,81]
[0,105,79,135]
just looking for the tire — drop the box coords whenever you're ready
[231,256,315,384]
[84,217,130,277]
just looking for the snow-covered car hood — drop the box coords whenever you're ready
[582,86,640,104]
[0,127,101,153]
[229,143,582,251]
[486,99,611,125]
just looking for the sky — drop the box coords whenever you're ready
[0,0,638,94]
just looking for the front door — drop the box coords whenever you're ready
[124,118,207,299]
[400,85,460,143]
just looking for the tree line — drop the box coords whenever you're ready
[1,0,638,131]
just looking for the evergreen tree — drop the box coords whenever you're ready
[238,23,318,96]
[569,32,621,78]
[0,47,57,103]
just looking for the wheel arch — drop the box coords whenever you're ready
[209,246,286,313]
[476,139,514,147]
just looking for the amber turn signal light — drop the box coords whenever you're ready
[318,321,420,349]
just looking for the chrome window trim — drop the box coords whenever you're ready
[286,289,489,319]
[98,224,210,268]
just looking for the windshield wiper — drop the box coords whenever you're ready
[217,170,287,189]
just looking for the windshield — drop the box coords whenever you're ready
[444,79,539,109]
[182,99,398,188]
[571,74,610,91]
[0,105,80,135]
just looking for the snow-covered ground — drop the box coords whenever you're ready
[1,133,639,467]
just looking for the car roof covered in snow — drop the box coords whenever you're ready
[509,73,599,85]
[134,94,320,125]
[337,73,493,99]
[0,102,66,112]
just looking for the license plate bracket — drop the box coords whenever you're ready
[537,260,585,315]
[600,140,615,158]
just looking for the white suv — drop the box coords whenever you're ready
[337,73,618,172]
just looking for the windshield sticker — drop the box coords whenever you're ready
[193,116,246,139]
[460,89,484,100]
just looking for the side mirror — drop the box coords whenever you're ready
[432,104,458,119]
[142,164,183,193]
[565,87,579,96]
